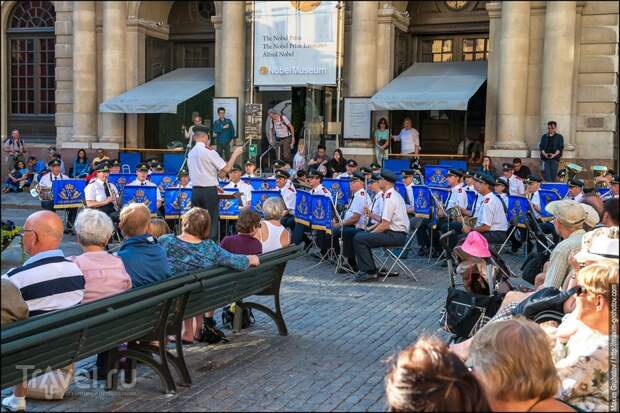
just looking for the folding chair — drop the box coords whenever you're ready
[377,222,422,282]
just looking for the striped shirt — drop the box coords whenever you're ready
[2,249,85,317]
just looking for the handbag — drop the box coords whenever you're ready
[442,288,503,341]
[511,286,578,322]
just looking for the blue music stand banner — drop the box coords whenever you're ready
[540,182,568,199]
[383,159,410,174]
[394,182,408,204]
[323,178,350,206]
[163,153,184,175]
[538,189,561,221]
[465,190,477,212]
[597,188,610,197]
[119,152,140,173]
[52,179,85,209]
[108,173,134,193]
[149,174,177,193]
[294,190,312,226]
[424,165,449,187]
[508,195,530,228]
[250,190,281,216]
[412,185,432,218]
[248,178,277,191]
[164,188,192,219]
[430,186,450,205]
[219,189,240,220]
[122,185,158,215]
[310,194,333,234]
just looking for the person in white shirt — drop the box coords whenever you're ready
[353,170,409,282]
[37,158,77,233]
[392,117,420,156]
[84,162,120,222]
[292,139,307,174]
[366,175,384,227]
[494,177,510,205]
[182,114,209,144]
[127,163,163,211]
[524,175,544,220]
[171,169,193,189]
[567,178,584,202]
[223,164,252,207]
[337,159,358,179]
[242,160,257,178]
[275,169,297,230]
[437,169,470,253]
[187,131,243,239]
[502,163,525,196]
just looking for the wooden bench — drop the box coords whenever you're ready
[1,245,302,395]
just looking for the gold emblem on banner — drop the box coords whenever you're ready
[290,1,321,12]
[313,200,326,220]
[296,195,309,215]
[58,183,81,201]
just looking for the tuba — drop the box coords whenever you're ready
[557,162,583,183]
[591,165,608,189]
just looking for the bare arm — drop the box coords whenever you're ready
[219,146,244,174]
[372,219,390,233]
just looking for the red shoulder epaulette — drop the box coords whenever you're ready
[322,187,329,193]
[289,187,296,192]
[458,188,463,193]
[483,198,490,204]
[386,192,392,199]
[360,191,365,196]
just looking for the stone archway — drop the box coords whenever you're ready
[0,1,18,141]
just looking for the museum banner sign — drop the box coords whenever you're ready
[254,1,338,86]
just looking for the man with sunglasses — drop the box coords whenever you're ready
[539,120,564,182]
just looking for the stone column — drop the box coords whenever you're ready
[216,1,245,137]
[349,1,378,97]
[492,1,530,156]
[72,1,97,143]
[540,1,577,151]
[100,1,126,145]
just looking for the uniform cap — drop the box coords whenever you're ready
[275,169,290,179]
[359,166,372,174]
[95,162,110,172]
[307,169,324,179]
[245,160,256,166]
[178,168,189,177]
[568,178,585,188]
[350,172,366,182]
[109,159,120,167]
[370,162,381,170]
[346,159,358,167]
[401,169,415,177]
[152,162,164,170]
[524,174,542,184]
[272,160,285,168]
[495,177,509,187]
[230,164,242,172]
[473,173,495,186]
[447,169,464,178]
[380,170,397,183]
[502,163,514,171]
[47,159,61,167]
[368,173,382,183]
[136,162,149,171]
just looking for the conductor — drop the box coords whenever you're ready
[187,131,243,239]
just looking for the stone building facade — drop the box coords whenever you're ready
[1,1,618,172]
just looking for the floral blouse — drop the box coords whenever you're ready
[158,235,250,274]
[552,316,610,412]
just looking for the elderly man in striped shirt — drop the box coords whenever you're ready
[2,210,85,412]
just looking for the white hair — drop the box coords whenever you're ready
[262,197,286,220]
[74,208,114,247]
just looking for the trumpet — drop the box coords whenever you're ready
[591,165,608,189]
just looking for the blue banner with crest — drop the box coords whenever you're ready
[149,174,177,194]
[310,194,333,234]
[323,178,350,206]
[424,166,449,188]
[540,182,568,199]
[108,173,134,194]
[412,185,432,218]
[250,190,281,216]
[52,179,85,209]
[219,189,241,220]
[430,186,450,206]
[507,195,530,228]
[294,190,312,226]
[164,188,192,219]
[465,190,477,212]
[538,189,561,221]
[122,185,158,215]
[394,182,408,204]
[248,178,277,191]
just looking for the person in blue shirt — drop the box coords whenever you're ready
[116,202,172,288]
[72,149,92,178]
[212,107,236,160]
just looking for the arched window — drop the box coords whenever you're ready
[7,1,56,115]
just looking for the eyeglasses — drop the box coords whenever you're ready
[20,228,36,237]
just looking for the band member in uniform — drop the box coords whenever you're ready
[223,164,252,207]
[501,163,525,196]
[601,175,619,199]
[337,160,358,178]
[353,170,409,282]
[567,178,584,202]
[187,131,243,240]
[370,163,381,175]
[524,175,543,219]
[292,169,308,189]
[84,162,120,223]
[172,168,193,189]
[37,159,77,233]
[431,169,468,254]
[495,177,509,205]
[359,166,372,181]
[109,159,121,174]
[242,160,257,178]
[464,170,477,192]
[292,169,333,249]
[332,172,370,272]
[276,169,297,230]
[366,174,384,225]
[128,163,163,211]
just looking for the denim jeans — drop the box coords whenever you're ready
[543,158,560,182]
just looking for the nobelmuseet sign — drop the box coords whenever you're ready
[254,1,338,86]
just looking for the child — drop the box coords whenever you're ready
[292,139,306,174]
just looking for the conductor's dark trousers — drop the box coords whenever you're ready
[192,186,219,240]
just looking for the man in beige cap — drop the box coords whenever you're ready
[534,200,599,289]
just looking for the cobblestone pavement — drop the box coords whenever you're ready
[2,193,525,412]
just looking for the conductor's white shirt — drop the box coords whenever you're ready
[187,141,226,187]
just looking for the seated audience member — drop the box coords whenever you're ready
[512,157,531,179]
[256,197,290,253]
[1,211,85,412]
[3,159,30,192]
[117,203,172,288]
[550,262,617,411]
[72,149,91,178]
[469,318,575,412]
[70,209,131,303]
[602,197,619,226]
[580,192,604,229]
[148,218,172,239]
[385,337,491,412]
[92,148,110,169]
[1,278,28,325]
[475,155,496,178]
[159,207,259,343]
[221,209,263,255]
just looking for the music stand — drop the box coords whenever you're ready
[306,195,340,271]
[428,190,449,264]
[217,191,239,243]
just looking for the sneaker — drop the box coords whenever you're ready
[353,272,378,282]
[378,269,399,277]
[2,395,26,412]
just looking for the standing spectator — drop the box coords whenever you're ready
[385,337,491,412]
[71,149,91,178]
[327,148,346,177]
[182,114,209,144]
[3,160,30,193]
[292,139,307,174]
[267,108,295,163]
[1,211,85,412]
[374,117,391,164]
[220,209,263,255]
[307,144,330,170]
[539,120,564,182]
[512,158,531,179]
[92,148,110,169]
[256,197,290,253]
[393,117,420,155]
[212,107,236,161]
[116,203,172,288]
[1,279,28,325]
[469,318,575,412]
[3,129,27,164]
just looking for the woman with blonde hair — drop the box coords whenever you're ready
[469,318,575,412]
[256,197,290,253]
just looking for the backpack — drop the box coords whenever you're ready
[221,304,255,330]
[199,316,228,344]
